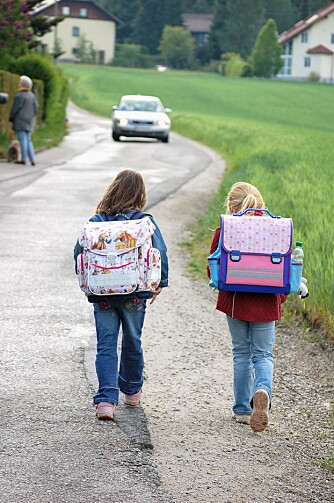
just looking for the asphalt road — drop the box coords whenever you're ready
[0,102,216,502]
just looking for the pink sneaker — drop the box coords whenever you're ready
[250,389,270,432]
[95,402,115,421]
[123,389,142,406]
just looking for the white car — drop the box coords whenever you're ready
[111,95,172,143]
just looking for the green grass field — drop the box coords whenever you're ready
[61,64,334,337]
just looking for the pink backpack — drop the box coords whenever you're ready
[208,209,301,294]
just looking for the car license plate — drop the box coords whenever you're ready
[133,125,152,132]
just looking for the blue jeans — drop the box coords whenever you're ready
[226,316,275,415]
[16,130,35,163]
[93,298,147,405]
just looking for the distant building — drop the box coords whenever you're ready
[33,0,122,64]
[182,13,213,46]
[278,2,334,83]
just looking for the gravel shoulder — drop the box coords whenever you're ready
[142,147,334,502]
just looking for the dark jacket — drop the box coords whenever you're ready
[208,228,287,322]
[9,89,38,132]
[74,210,168,303]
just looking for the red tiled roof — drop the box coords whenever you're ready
[278,2,334,44]
[307,44,334,54]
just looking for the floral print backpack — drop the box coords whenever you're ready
[77,215,161,296]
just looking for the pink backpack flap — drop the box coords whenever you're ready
[219,209,293,294]
[77,216,161,296]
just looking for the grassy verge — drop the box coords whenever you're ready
[0,122,68,159]
[60,64,334,339]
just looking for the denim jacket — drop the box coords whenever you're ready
[74,210,168,303]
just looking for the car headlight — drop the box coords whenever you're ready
[157,119,168,127]
[119,118,129,126]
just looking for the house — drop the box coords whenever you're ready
[33,0,122,64]
[277,2,334,83]
[182,13,213,46]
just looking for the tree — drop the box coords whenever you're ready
[26,0,65,49]
[208,0,228,60]
[291,0,330,20]
[221,0,265,59]
[250,18,283,78]
[159,25,195,68]
[164,0,183,26]
[134,0,166,53]
[96,0,140,43]
[300,0,310,18]
[182,0,214,13]
[76,34,97,64]
[0,0,33,59]
[263,0,296,34]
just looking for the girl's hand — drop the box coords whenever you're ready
[150,287,162,304]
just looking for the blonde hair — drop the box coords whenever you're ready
[225,181,265,215]
[96,169,147,215]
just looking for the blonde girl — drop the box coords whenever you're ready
[208,182,286,432]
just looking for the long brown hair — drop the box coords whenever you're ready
[96,169,147,214]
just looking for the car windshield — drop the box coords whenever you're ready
[119,100,163,112]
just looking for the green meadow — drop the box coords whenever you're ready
[61,64,334,337]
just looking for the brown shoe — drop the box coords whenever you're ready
[123,389,142,406]
[250,389,269,432]
[95,402,115,421]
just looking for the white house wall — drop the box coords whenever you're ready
[41,18,116,63]
[280,11,334,81]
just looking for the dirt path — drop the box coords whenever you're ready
[142,146,334,502]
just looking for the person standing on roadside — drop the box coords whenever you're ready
[208,182,288,433]
[74,169,169,421]
[9,75,38,166]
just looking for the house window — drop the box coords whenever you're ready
[301,32,308,43]
[283,40,293,55]
[331,33,334,44]
[279,56,292,76]
[72,48,78,55]
[62,6,70,15]
[80,7,88,17]
[304,57,311,67]
[72,26,80,37]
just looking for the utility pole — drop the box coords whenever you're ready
[53,0,58,63]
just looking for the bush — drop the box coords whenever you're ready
[112,44,160,68]
[9,53,69,127]
[308,71,320,82]
[204,60,221,73]
[242,63,253,77]
[221,53,247,77]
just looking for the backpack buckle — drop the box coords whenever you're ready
[230,250,241,262]
[271,253,282,264]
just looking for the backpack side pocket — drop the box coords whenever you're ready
[146,248,161,291]
[290,262,303,294]
[208,251,220,289]
[77,253,88,294]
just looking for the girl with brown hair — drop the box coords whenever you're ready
[74,169,168,421]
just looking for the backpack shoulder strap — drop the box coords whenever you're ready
[90,213,107,222]
[105,211,153,221]
[130,211,153,220]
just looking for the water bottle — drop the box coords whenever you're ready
[292,241,304,264]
